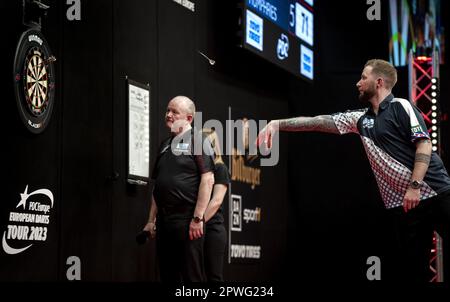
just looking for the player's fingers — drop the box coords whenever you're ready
[267,130,272,149]
[256,131,263,147]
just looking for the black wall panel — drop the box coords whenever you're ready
[0,0,62,281]
[59,0,114,281]
[111,0,158,281]
[157,0,196,139]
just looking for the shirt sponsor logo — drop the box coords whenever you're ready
[411,125,423,133]
[173,143,190,152]
[362,117,374,129]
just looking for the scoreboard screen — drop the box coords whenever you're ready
[243,0,314,81]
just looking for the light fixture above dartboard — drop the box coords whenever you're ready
[13,0,55,134]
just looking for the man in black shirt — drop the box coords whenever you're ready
[143,96,215,282]
[257,59,450,282]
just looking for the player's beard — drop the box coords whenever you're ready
[358,82,376,105]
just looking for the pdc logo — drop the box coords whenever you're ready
[277,34,289,60]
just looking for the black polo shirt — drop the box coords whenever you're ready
[332,94,450,209]
[152,129,215,210]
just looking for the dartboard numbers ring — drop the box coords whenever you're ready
[13,29,55,134]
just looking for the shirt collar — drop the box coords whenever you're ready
[367,94,394,115]
[379,94,394,111]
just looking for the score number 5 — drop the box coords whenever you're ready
[289,4,295,29]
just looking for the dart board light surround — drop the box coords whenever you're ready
[14,29,55,134]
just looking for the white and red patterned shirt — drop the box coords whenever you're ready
[332,94,450,209]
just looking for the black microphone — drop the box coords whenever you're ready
[136,230,150,244]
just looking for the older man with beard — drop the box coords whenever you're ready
[257,59,450,282]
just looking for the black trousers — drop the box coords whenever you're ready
[204,222,227,282]
[156,215,205,282]
[388,189,450,282]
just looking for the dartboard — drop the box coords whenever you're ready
[14,29,55,134]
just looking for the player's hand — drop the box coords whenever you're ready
[256,120,279,149]
[403,188,421,212]
[143,222,157,239]
[189,220,204,240]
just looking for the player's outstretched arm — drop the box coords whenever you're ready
[257,115,339,148]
